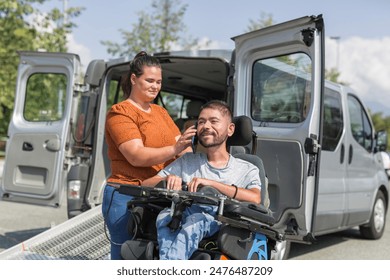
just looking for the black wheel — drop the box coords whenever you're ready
[359,191,387,239]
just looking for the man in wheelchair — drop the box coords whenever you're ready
[118,100,276,260]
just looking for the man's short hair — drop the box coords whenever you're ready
[200,100,233,122]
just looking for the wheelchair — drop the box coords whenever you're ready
[116,116,286,260]
[117,183,284,260]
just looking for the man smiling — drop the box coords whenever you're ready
[142,100,262,260]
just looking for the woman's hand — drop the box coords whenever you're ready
[174,126,197,155]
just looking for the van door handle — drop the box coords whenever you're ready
[340,143,345,164]
[22,142,33,151]
[348,145,353,164]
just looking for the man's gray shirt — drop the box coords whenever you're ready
[158,153,261,191]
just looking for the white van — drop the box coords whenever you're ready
[1,15,388,259]
[378,151,390,179]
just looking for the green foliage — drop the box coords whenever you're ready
[0,0,83,136]
[324,67,349,85]
[245,12,274,31]
[101,0,201,57]
[24,73,67,121]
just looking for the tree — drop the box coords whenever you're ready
[324,67,348,84]
[0,0,83,136]
[245,11,274,32]
[101,0,202,58]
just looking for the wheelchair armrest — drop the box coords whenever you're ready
[223,201,276,226]
[117,184,168,198]
[117,184,146,196]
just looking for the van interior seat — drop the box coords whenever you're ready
[175,100,204,132]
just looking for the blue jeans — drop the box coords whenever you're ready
[102,185,133,260]
[156,204,221,260]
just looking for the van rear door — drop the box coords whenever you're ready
[233,15,324,242]
[0,52,81,207]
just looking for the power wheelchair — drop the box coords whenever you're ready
[117,116,285,260]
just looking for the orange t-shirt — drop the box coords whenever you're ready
[105,100,180,185]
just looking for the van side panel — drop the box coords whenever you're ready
[258,140,303,220]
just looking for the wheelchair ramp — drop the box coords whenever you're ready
[0,205,110,260]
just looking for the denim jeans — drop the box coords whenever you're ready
[156,204,220,260]
[102,185,133,260]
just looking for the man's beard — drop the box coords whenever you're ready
[198,132,229,148]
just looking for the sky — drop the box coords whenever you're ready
[38,0,390,115]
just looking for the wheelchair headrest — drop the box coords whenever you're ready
[227,115,253,147]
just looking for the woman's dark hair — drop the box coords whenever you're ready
[121,51,162,99]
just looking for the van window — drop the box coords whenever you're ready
[322,88,343,151]
[107,79,121,109]
[348,95,373,152]
[157,91,186,120]
[251,53,311,123]
[24,73,67,121]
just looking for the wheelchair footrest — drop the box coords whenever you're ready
[218,225,268,260]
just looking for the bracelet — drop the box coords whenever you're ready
[232,184,238,199]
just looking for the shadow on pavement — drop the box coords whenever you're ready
[288,227,363,258]
[0,227,50,251]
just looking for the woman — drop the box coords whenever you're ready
[102,51,195,259]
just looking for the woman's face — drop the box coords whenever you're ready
[131,66,162,102]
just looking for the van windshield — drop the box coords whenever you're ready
[251,53,311,123]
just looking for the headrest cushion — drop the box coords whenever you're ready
[227,116,253,146]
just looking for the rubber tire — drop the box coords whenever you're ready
[359,191,387,240]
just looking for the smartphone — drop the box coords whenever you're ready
[191,122,198,153]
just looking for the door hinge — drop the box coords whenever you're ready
[304,134,320,155]
[301,27,315,47]
[305,134,321,177]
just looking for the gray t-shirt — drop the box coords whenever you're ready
[158,153,261,191]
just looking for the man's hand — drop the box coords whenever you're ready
[165,174,183,190]
[186,177,212,192]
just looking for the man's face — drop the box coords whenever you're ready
[197,108,235,148]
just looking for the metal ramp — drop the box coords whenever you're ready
[0,205,110,260]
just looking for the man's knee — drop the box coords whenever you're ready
[156,208,172,228]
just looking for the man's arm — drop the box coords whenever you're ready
[187,178,261,204]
